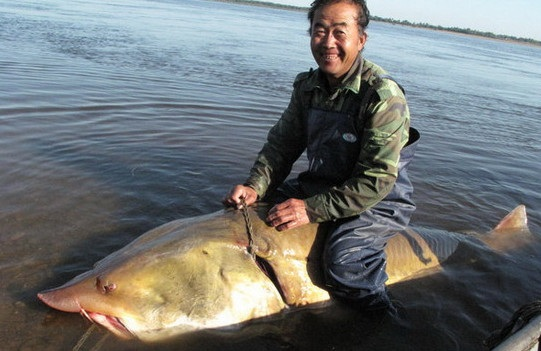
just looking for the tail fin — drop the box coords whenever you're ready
[493,205,528,232]
[483,205,532,252]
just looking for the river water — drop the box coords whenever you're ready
[1,0,540,350]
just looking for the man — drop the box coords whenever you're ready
[224,0,419,313]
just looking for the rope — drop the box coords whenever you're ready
[72,324,98,351]
[240,198,256,260]
[89,333,109,351]
[72,323,109,351]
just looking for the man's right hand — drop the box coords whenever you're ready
[223,185,258,209]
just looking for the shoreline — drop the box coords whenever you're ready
[373,17,541,48]
[424,26,541,48]
[210,0,541,47]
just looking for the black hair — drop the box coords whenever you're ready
[307,0,370,34]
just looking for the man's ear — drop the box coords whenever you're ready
[358,31,367,51]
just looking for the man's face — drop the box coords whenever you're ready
[310,1,367,87]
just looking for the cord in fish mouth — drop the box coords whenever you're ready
[240,197,257,259]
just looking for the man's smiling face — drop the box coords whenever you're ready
[310,1,367,87]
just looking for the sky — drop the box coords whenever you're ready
[266,0,541,41]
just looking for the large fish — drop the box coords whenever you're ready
[37,204,531,342]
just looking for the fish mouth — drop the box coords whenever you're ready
[80,309,134,339]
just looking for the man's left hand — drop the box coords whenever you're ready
[266,198,310,231]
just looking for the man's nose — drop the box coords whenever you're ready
[323,33,336,48]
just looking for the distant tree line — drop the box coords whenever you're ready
[212,0,306,11]
[372,16,540,46]
[211,0,540,46]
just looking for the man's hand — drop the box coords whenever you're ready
[223,185,258,209]
[266,198,310,231]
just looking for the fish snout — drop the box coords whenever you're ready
[37,287,81,313]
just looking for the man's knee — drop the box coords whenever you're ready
[323,212,397,300]
[324,247,388,297]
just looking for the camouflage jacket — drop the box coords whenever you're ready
[244,56,411,222]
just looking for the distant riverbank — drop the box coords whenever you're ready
[372,16,541,47]
[212,0,541,47]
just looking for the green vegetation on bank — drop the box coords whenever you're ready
[213,0,306,11]
[372,16,541,46]
[212,0,541,46]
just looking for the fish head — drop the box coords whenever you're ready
[38,218,286,341]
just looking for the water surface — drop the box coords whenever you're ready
[1,0,540,350]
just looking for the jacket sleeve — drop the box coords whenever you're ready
[304,81,410,222]
[243,77,307,198]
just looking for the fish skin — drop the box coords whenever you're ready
[37,204,531,341]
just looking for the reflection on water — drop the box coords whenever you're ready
[1,0,540,349]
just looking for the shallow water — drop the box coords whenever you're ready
[1,0,540,350]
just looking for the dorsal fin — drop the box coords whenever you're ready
[493,205,528,232]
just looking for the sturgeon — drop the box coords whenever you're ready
[38,204,532,342]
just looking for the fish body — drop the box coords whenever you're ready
[38,204,531,341]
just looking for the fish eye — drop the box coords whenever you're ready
[96,277,116,294]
